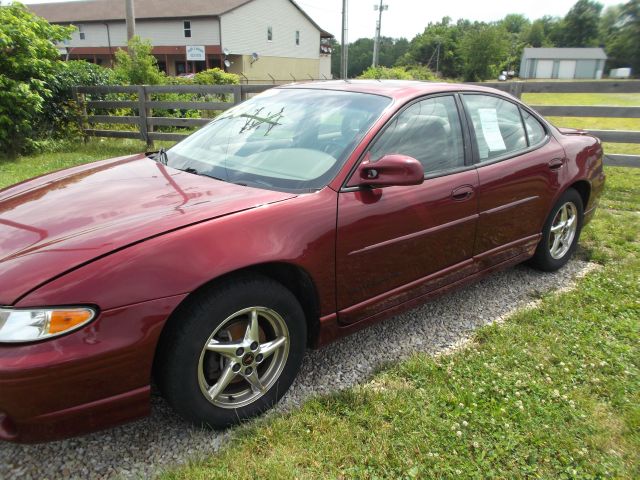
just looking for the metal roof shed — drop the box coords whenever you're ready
[519,48,607,80]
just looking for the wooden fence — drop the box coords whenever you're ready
[74,80,640,167]
[73,84,272,145]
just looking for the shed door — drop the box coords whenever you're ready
[535,60,553,78]
[558,60,576,79]
[575,60,597,79]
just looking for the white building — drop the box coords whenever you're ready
[519,48,607,80]
[29,0,333,80]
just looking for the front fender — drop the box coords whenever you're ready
[16,188,338,317]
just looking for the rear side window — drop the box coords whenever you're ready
[521,109,546,146]
[368,95,465,175]
[462,94,527,162]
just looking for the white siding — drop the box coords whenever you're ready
[63,18,220,48]
[319,55,332,79]
[220,0,319,59]
[558,60,576,79]
[535,60,554,78]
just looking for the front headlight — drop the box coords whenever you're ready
[0,307,96,343]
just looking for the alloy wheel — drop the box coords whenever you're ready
[548,201,578,260]
[197,307,290,409]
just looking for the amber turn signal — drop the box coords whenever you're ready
[48,310,95,334]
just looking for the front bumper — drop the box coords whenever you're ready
[0,294,185,443]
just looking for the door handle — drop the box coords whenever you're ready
[548,158,565,170]
[451,185,474,201]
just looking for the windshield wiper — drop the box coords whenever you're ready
[174,167,247,186]
[146,148,169,165]
[156,148,169,165]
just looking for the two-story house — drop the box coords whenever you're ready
[29,0,333,80]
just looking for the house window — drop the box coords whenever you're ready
[267,26,273,41]
[184,20,191,38]
[78,24,85,40]
[295,30,300,46]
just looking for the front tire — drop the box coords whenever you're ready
[155,274,306,428]
[529,188,584,272]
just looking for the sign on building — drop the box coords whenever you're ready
[186,46,206,61]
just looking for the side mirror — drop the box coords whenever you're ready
[348,154,424,188]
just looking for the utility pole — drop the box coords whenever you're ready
[341,0,348,79]
[125,0,136,40]
[372,0,388,67]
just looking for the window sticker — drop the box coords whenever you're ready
[478,108,506,153]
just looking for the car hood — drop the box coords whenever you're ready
[0,154,296,304]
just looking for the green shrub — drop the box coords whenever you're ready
[358,65,435,80]
[359,66,413,80]
[0,3,73,155]
[114,36,165,85]
[193,68,240,85]
[40,60,117,138]
[403,64,436,81]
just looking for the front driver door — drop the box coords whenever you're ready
[336,94,479,325]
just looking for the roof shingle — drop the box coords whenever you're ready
[29,0,255,23]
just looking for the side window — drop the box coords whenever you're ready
[183,21,191,38]
[267,26,273,41]
[462,94,527,162]
[368,96,465,175]
[521,109,546,146]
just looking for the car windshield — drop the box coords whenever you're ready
[166,88,391,192]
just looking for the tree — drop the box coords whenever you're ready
[601,0,640,74]
[501,14,530,34]
[459,23,509,81]
[400,17,466,78]
[561,0,604,47]
[526,20,549,47]
[0,3,73,155]
[114,36,165,85]
[329,37,410,78]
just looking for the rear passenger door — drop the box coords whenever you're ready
[461,93,566,269]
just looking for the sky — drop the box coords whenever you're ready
[21,0,624,41]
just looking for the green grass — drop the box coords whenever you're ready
[523,93,640,107]
[0,138,174,190]
[523,93,640,157]
[158,171,639,479]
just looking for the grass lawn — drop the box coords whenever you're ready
[154,168,639,479]
[0,139,155,190]
[0,138,179,190]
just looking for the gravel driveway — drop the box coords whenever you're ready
[0,259,594,479]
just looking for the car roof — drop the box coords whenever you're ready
[278,80,513,101]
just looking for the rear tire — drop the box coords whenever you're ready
[529,188,583,272]
[155,274,306,428]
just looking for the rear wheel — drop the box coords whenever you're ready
[156,275,306,428]
[529,188,583,272]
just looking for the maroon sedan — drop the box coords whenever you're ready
[0,81,604,442]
